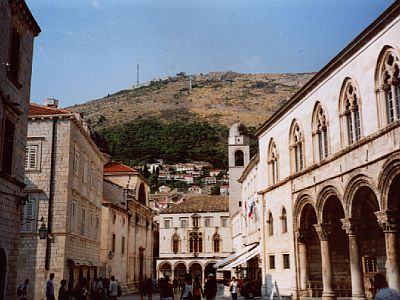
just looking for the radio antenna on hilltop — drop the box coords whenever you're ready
[136,61,140,86]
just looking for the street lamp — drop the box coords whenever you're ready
[108,250,114,260]
[38,216,48,240]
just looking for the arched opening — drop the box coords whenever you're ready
[174,263,187,281]
[204,263,216,279]
[281,207,287,233]
[159,263,172,279]
[172,234,180,254]
[298,203,321,296]
[0,248,6,300]
[212,233,220,252]
[189,263,202,283]
[351,186,385,298]
[138,183,146,205]
[267,212,273,236]
[322,196,351,297]
[235,150,244,166]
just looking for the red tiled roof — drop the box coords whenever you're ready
[104,162,137,173]
[161,195,228,213]
[29,103,71,116]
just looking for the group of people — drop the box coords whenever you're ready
[139,277,154,300]
[18,273,120,300]
[159,273,217,300]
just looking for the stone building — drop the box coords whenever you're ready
[101,162,154,293]
[0,0,40,298]
[156,195,231,283]
[18,100,105,299]
[256,2,400,299]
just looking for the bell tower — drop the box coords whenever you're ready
[228,123,250,218]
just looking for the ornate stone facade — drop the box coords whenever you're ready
[256,2,400,299]
[0,1,39,298]
[156,196,231,283]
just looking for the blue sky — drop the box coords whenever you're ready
[26,0,394,107]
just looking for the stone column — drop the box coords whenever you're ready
[296,228,310,291]
[341,218,366,300]
[375,210,400,291]
[314,223,336,300]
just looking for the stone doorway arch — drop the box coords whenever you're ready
[174,263,187,281]
[189,263,202,283]
[297,203,321,296]
[159,262,172,279]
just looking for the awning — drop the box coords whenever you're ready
[222,245,261,270]
[67,258,102,267]
[213,243,258,269]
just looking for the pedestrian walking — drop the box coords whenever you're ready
[46,273,55,300]
[109,276,119,300]
[203,274,217,300]
[374,273,400,300]
[139,277,147,300]
[58,280,69,300]
[229,277,239,300]
[181,274,193,300]
[192,277,203,300]
[73,277,88,299]
[17,279,29,300]
[161,276,174,300]
[147,277,154,300]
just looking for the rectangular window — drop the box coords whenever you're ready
[205,217,212,227]
[73,148,80,175]
[96,216,100,239]
[121,237,125,255]
[22,194,38,232]
[112,234,116,253]
[363,256,377,273]
[221,217,228,227]
[83,159,88,183]
[91,165,96,189]
[8,27,21,83]
[269,255,275,269]
[89,212,93,238]
[81,208,86,236]
[25,145,39,170]
[283,254,290,269]
[71,201,77,232]
[180,218,188,228]
[2,117,15,175]
[164,219,171,229]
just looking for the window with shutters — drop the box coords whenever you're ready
[221,217,228,227]
[25,145,39,170]
[83,158,88,183]
[112,234,116,253]
[81,207,86,236]
[269,255,275,269]
[121,237,125,255]
[205,217,212,227]
[22,194,38,232]
[283,254,290,269]
[73,147,80,175]
[71,201,77,232]
[90,164,96,189]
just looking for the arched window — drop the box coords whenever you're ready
[213,233,221,252]
[138,183,146,205]
[267,212,273,236]
[280,207,287,233]
[235,150,244,166]
[340,79,361,145]
[376,47,400,125]
[290,121,304,173]
[268,139,279,185]
[189,232,203,253]
[172,234,180,254]
[312,103,329,161]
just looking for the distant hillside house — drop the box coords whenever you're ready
[188,186,202,194]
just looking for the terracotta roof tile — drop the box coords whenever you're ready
[29,103,71,116]
[104,162,138,173]
[161,195,228,213]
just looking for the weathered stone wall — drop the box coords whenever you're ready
[0,0,38,298]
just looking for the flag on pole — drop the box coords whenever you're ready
[248,201,255,218]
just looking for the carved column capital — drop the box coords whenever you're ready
[296,228,311,244]
[375,210,398,233]
[313,223,333,241]
[340,218,363,236]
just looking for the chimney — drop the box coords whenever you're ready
[45,98,59,108]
